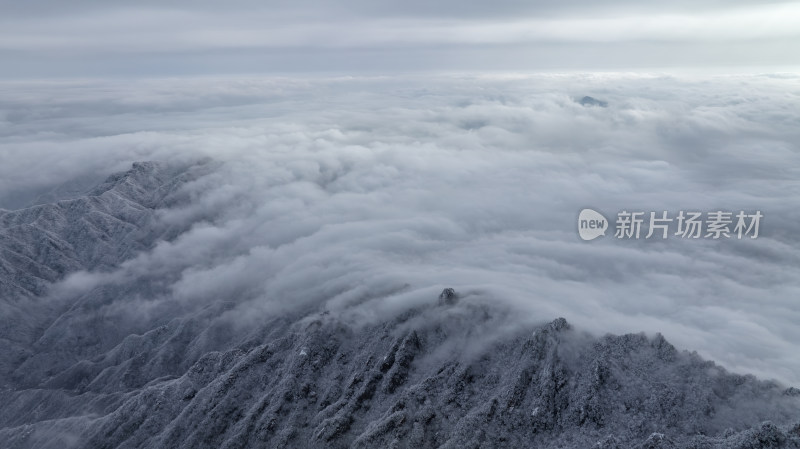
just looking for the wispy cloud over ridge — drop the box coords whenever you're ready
[2,73,798,385]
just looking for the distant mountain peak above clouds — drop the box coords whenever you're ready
[578,96,608,107]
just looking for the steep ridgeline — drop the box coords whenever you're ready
[0,163,798,449]
[0,161,210,389]
[2,303,799,449]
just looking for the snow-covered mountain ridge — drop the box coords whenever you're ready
[0,162,798,448]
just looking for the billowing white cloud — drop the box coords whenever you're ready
[2,73,800,386]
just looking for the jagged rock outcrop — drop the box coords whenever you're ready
[4,308,798,448]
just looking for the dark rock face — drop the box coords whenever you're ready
[438,287,458,305]
[0,162,798,449]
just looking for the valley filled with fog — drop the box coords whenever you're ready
[1,74,799,447]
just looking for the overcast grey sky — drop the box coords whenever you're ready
[1,0,799,77]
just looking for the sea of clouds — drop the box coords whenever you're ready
[1,73,799,385]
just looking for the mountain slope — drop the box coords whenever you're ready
[0,161,209,388]
[0,162,798,449]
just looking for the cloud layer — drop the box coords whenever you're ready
[2,73,800,385]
